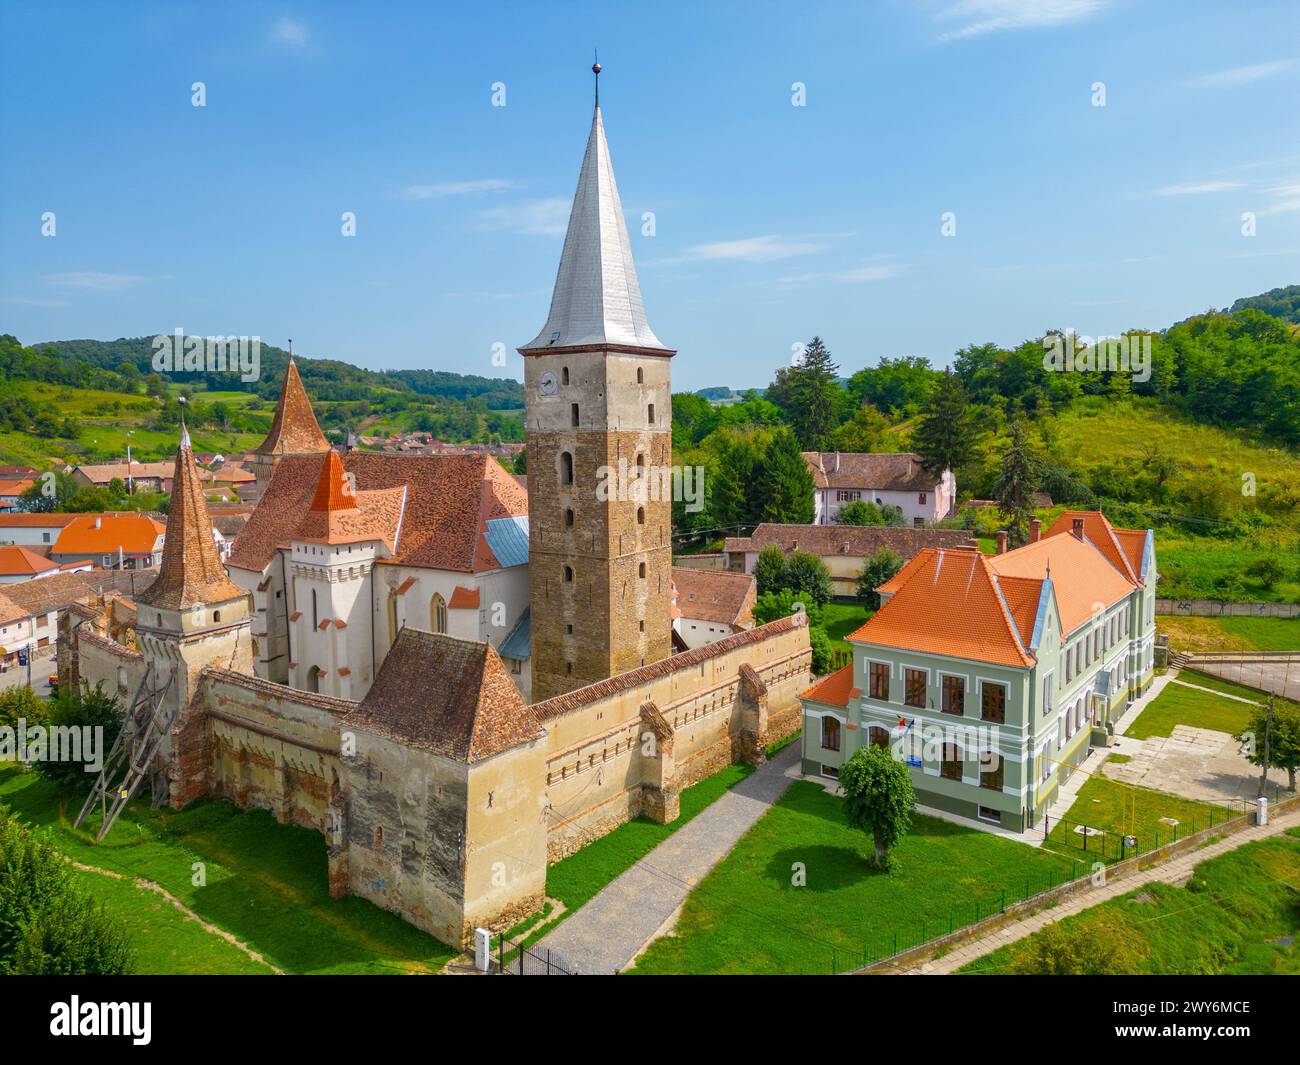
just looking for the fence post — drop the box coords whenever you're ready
[1000,889,1006,913]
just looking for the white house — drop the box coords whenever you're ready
[803,452,955,527]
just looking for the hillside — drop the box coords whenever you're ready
[1229,284,1300,324]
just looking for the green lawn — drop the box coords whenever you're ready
[1043,776,1234,864]
[0,764,457,974]
[1159,615,1300,654]
[508,761,756,952]
[627,781,1076,975]
[822,601,870,655]
[959,828,1300,974]
[1125,679,1258,740]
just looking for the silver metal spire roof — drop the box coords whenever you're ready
[522,106,670,353]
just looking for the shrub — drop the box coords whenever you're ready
[34,683,124,787]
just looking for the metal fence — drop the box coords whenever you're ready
[495,939,574,975]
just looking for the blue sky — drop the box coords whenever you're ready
[2,0,1298,392]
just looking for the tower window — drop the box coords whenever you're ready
[563,565,574,583]
[636,506,645,525]
[562,366,569,386]
[638,562,646,579]
[564,507,574,527]
[637,367,644,384]
[571,403,580,427]
[312,589,318,629]
[647,402,655,424]
[561,451,574,485]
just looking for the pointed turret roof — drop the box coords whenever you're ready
[138,417,245,611]
[254,356,330,456]
[310,450,357,513]
[521,101,671,354]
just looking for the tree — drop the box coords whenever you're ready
[753,545,787,597]
[994,420,1040,546]
[836,499,884,526]
[0,686,48,733]
[857,547,903,608]
[1241,699,1300,791]
[757,427,815,524]
[1007,917,1140,976]
[1245,556,1285,592]
[752,588,822,629]
[911,369,980,479]
[35,684,124,787]
[781,336,841,450]
[839,745,915,869]
[0,809,134,975]
[783,550,833,607]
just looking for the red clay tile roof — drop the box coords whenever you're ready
[0,569,156,617]
[346,629,542,762]
[800,663,855,708]
[448,586,480,609]
[0,591,26,626]
[671,567,755,627]
[723,523,977,559]
[0,513,80,529]
[0,545,59,577]
[1045,510,1143,585]
[228,452,527,574]
[253,358,330,456]
[802,452,944,492]
[53,513,166,557]
[137,440,245,611]
[0,479,35,497]
[295,450,407,550]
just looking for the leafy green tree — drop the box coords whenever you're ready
[807,625,833,675]
[857,547,903,608]
[783,550,833,607]
[0,809,134,975]
[1245,556,1286,592]
[994,420,1040,546]
[753,545,787,597]
[1241,700,1300,791]
[0,687,48,733]
[846,356,936,416]
[911,369,980,479]
[35,684,124,787]
[839,745,915,870]
[832,403,890,453]
[836,499,883,526]
[752,588,822,629]
[757,427,815,524]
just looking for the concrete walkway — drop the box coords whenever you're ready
[533,742,804,974]
[908,802,1300,974]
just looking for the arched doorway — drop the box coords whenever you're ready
[306,665,322,693]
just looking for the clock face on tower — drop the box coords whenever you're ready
[538,370,558,397]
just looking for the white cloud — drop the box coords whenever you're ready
[1151,180,1243,197]
[773,264,900,287]
[43,272,166,290]
[668,235,825,265]
[476,197,570,236]
[934,0,1106,42]
[1189,60,1296,88]
[404,179,521,200]
[268,17,308,48]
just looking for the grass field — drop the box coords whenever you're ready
[0,764,457,974]
[959,828,1300,974]
[1125,678,1259,740]
[1043,776,1234,864]
[1158,614,1300,653]
[627,780,1075,975]
[822,601,870,656]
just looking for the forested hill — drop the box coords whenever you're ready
[25,336,524,409]
[1229,284,1300,324]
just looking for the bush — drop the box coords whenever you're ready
[0,686,48,733]
[34,683,124,787]
[0,808,134,974]
[808,625,833,675]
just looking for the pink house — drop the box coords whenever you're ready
[802,452,955,527]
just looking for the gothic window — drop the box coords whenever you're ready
[565,507,574,527]
[561,451,574,485]
[637,506,645,525]
[636,367,644,384]
[563,565,574,583]
[430,593,447,634]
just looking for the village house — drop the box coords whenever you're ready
[724,523,979,597]
[49,512,167,571]
[0,478,36,511]
[0,544,61,583]
[671,567,756,649]
[803,451,955,527]
[0,512,80,548]
[800,511,1157,832]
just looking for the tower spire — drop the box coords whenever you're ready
[593,51,600,110]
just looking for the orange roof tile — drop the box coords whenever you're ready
[448,586,480,609]
[0,479,35,496]
[0,513,80,528]
[0,545,59,577]
[671,567,756,627]
[310,451,358,513]
[800,663,855,708]
[1044,510,1142,585]
[53,513,166,556]
[253,357,330,456]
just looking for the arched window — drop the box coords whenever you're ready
[311,589,318,629]
[821,716,841,752]
[638,562,646,579]
[635,453,645,478]
[636,506,645,525]
[430,593,447,634]
[636,367,644,384]
[561,366,569,386]
[563,565,574,583]
[571,402,580,427]
[306,665,322,693]
[561,451,574,486]
[564,508,574,528]
[647,402,655,424]
[213,610,221,623]
[868,725,890,749]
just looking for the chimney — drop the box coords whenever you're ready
[1029,517,1041,543]
[94,516,102,529]
[1071,517,1085,539]
[996,530,1009,555]
[834,452,840,472]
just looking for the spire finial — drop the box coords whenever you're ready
[592,50,601,109]
[288,337,294,361]
[178,395,191,449]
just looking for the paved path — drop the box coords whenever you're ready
[907,802,1300,974]
[534,742,803,974]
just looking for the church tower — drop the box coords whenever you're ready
[247,353,331,499]
[135,411,252,807]
[520,65,675,701]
